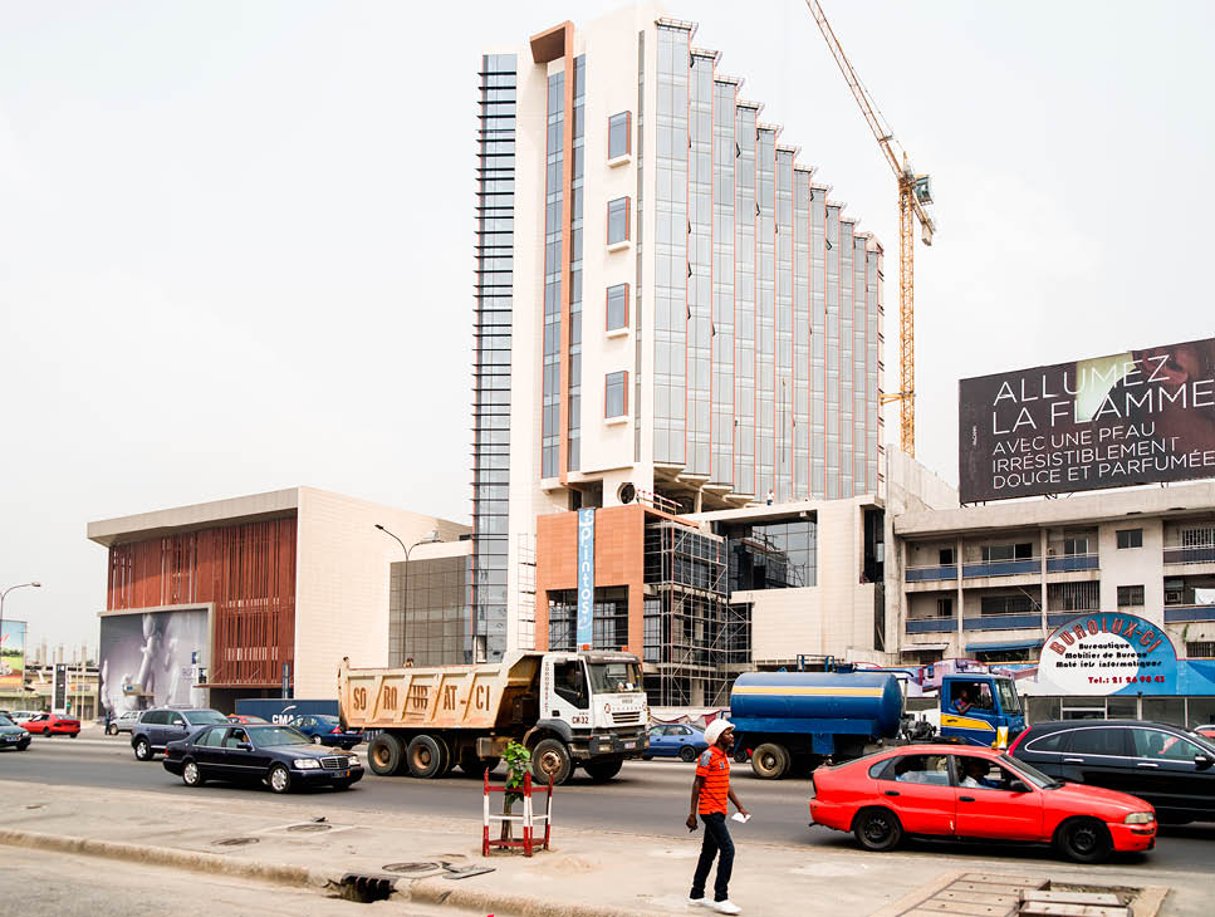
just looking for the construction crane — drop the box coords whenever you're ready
[805,0,935,457]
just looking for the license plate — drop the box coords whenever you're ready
[624,741,635,750]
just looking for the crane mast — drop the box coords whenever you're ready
[804,0,934,457]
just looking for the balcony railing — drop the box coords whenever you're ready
[1047,610,1099,627]
[1163,604,1215,623]
[962,559,1040,578]
[1047,554,1099,573]
[1163,544,1215,565]
[963,613,1041,631]
[905,618,956,634]
[905,564,958,583]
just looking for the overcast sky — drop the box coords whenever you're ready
[2,1,1212,652]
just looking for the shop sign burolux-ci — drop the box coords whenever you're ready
[1036,612,1178,696]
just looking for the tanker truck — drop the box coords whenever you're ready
[729,670,1024,779]
[338,650,648,785]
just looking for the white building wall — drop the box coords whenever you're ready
[293,488,467,696]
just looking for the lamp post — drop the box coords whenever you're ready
[375,525,440,666]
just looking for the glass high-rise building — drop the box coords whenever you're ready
[471,7,884,668]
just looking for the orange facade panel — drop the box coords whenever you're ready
[107,517,297,688]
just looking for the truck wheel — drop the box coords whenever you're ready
[750,743,790,779]
[583,758,624,782]
[853,807,903,852]
[368,733,405,776]
[406,734,449,779]
[531,738,573,786]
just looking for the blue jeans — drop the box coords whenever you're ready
[690,812,734,902]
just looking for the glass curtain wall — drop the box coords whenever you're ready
[733,102,758,496]
[567,57,585,472]
[686,51,714,477]
[792,168,811,497]
[710,79,737,484]
[540,70,565,479]
[774,148,794,500]
[755,128,776,501]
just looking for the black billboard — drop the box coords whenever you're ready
[959,337,1215,503]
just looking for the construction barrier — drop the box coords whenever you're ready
[482,770,553,857]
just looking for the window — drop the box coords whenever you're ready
[1065,727,1127,756]
[936,597,953,618]
[1187,641,1215,658]
[1063,536,1089,556]
[608,111,631,159]
[981,542,1033,562]
[879,753,950,785]
[607,197,630,245]
[1130,728,1202,762]
[939,548,955,565]
[605,370,629,418]
[1117,585,1145,607]
[980,593,1039,614]
[1117,528,1143,549]
[606,283,629,331]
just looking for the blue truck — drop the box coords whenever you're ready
[728,669,1025,779]
[234,698,339,724]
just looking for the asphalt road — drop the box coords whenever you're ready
[4,733,1213,876]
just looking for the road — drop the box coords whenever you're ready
[4,733,1213,876]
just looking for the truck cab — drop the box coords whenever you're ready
[537,652,648,765]
[939,674,1025,747]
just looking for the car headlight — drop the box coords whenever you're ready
[293,758,322,770]
[346,754,360,766]
[1124,812,1155,825]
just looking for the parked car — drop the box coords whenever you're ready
[809,744,1156,864]
[227,714,270,725]
[9,711,40,723]
[287,714,362,749]
[1009,719,1215,825]
[106,710,144,736]
[162,723,363,793]
[0,714,31,751]
[131,707,229,761]
[1193,724,1215,742]
[20,713,81,737]
[643,723,708,762]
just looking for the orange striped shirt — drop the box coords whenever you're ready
[696,745,731,815]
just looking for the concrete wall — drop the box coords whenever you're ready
[292,488,468,697]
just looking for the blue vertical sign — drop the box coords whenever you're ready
[576,508,595,651]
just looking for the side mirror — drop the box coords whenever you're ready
[1195,754,1213,771]
[1008,780,1030,794]
[238,743,253,752]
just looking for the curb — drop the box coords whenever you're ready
[409,880,647,917]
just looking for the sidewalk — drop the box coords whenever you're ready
[0,778,1204,917]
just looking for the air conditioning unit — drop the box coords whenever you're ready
[1165,590,1183,606]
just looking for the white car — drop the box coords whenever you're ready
[106,710,144,736]
[9,711,40,723]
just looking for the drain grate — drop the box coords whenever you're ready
[382,862,441,876]
[212,837,260,847]
[332,873,396,903]
[286,823,333,833]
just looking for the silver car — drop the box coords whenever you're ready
[106,710,144,736]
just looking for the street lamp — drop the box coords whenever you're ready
[374,525,440,666]
[0,581,41,673]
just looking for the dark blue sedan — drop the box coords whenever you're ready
[163,723,363,793]
[643,724,708,762]
[287,714,362,750]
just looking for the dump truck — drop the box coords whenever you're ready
[729,669,1024,779]
[337,650,648,785]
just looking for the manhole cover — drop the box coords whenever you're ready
[382,862,441,875]
[213,837,260,847]
[287,823,333,833]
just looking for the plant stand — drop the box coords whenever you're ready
[482,770,554,857]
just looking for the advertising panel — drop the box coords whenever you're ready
[576,509,595,652]
[1033,613,1177,696]
[98,607,208,718]
[959,337,1215,502]
[0,619,27,689]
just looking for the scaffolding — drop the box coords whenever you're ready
[642,516,750,708]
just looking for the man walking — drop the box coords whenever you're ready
[686,719,748,914]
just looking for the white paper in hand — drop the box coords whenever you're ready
[730,812,751,824]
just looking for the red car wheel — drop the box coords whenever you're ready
[852,807,904,852]
[1055,818,1112,864]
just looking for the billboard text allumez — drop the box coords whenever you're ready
[959,337,1215,502]
[576,509,595,652]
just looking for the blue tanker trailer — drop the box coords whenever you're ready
[728,671,905,779]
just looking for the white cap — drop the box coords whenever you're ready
[703,718,733,746]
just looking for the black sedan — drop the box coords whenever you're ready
[162,723,363,794]
[1009,719,1215,824]
[0,714,31,752]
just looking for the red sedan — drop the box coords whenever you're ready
[20,714,81,737]
[809,744,1155,864]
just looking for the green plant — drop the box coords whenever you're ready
[502,740,532,808]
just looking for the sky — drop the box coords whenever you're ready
[2,1,1212,653]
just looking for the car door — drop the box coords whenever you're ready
[1060,725,1135,796]
[1126,726,1215,821]
[952,754,1044,842]
[26,714,48,734]
[874,753,956,836]
[188,726,224,776]
[162,711,190,748]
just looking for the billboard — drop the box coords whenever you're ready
[959,337,1215,502]
[0,619,27,689]
[98,608,208,717]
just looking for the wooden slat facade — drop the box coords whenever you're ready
[106,517,297,688]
